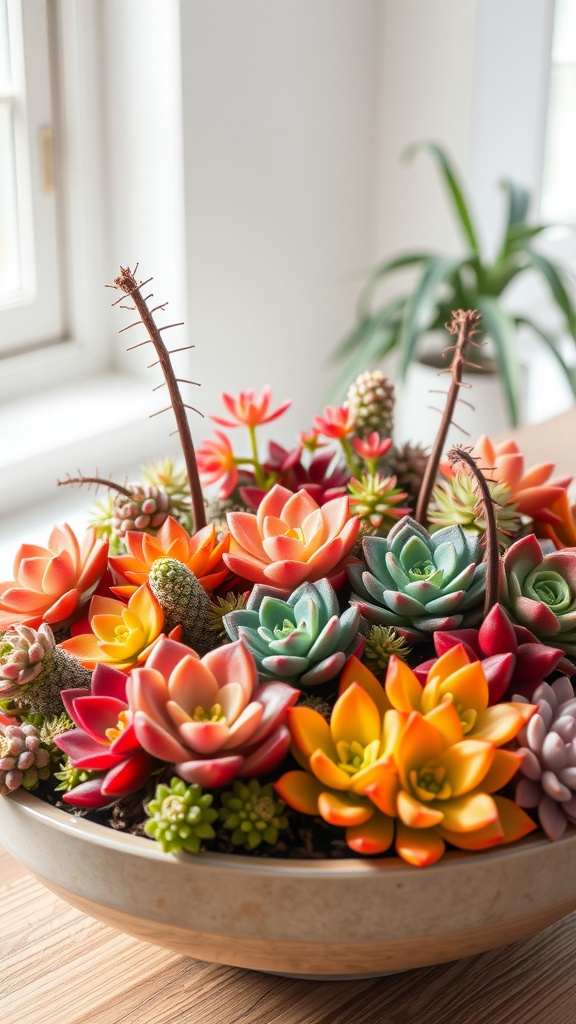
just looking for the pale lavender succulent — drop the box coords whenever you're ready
[0,719,51,795]
[513,677,576,840]
[0,623,55,696]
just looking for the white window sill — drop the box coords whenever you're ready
[0,372,181,559]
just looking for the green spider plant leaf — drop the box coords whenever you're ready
[404,141,482,256]
[327,318,401,402]
[522,248,576,341]
[356,252,432,321]
[397,255,465,378]
[475,296,520,426]
[331,295,405,363]
[515,315,576,399]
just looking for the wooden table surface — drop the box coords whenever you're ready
[3,407,576,1024]
[0,843,574,1024]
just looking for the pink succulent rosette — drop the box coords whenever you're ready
[223,484,360,590]
[55,664,156,809]
[127,637,299,787]
[0,524,108,631]
[471,435,571,525]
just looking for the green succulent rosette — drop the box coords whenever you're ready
[501,534,576,655]
[222,578,362,688]
[347,515,486,642]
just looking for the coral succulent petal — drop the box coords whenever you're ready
[175,755,245,788]
[338,655,391,717]
[395,822,445,867]
[274,769,324,814]
[318,790,374,826]
[439,792,498,832]
[331,682,381,747]
[145,636,200,678]
[345,813,395,855]
[310,748,357,789]
[227,512,268,561]
[203,639,258,694]
[59,632,111,669]
[472,703,534,744]
[241,723,292,775]
[168,656,220,709]
[385,657,424,712]
[178,719,230,754]
[42,590,81,624]
[440,740,495,796]
[222,701,264,747]
[397,790,444,828]
[288,706,337,761]
[132,710,192,761]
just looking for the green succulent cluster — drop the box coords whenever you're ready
[223,578,361,688]
[348,515,486,642]
[219,780,289,850]
[54,757,95,793]
[363,625,412,674]
[144,777,218,855]
[428,473,521,547]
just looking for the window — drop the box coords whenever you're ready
[541,0,576,221]
[0,0,63,357]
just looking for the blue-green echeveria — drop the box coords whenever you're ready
[222,578,362,688]
[347,515,486,642]
[502,533,576,656]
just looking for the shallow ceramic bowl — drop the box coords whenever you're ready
[2,790,576,979]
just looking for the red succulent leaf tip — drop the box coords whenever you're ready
[478,604,518,657]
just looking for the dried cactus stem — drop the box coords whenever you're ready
[57,474,133,498]
[447,445,500,617]
[415,309,481,525]
[114,266,206,531]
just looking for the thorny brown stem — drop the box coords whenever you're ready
[447,445,500,617]
[414,309,482,526]
[111,266,206,531]
[57,474,133,498]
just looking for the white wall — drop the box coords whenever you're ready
[179,0,381,445]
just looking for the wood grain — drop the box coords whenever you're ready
[1,844,575,1024]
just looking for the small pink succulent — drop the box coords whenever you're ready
[55,663,156,808]
[223,484,360,589]
[313,404,356,440]
[211,386,291,429]
[0,524,108,631]
[352,433,393,464]
[127,637,299,787]
[196,431,239,499]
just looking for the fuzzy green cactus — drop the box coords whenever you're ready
[346,370,395,440]
[223,577,361,688]
[219,779,289,850]
[144,777,219,854]
[148,557,216,656]
[0,623,91,716]
[347,515,486,642]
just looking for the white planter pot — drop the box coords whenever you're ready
[1,790,576,979]
[395,355,528,449]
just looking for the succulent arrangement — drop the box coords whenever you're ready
[3,270,576,869]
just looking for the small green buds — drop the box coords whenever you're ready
[144,777,218,855]
[219,779,289,850]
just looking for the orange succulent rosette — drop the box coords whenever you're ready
[0,524,108,631]
[60,583,180,672]
[223,483,360,590]
[471,435,571,527]
[277,653,537,866]
[109,517,231,598]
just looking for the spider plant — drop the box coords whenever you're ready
[331,142,576,426]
